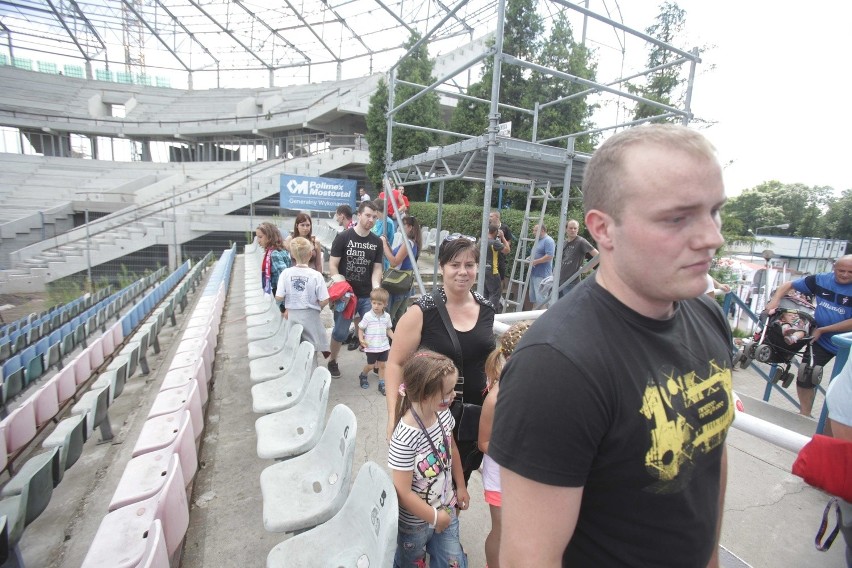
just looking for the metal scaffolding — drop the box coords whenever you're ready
[382,0,700,306]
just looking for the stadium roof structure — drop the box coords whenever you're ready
[0,0,501,89]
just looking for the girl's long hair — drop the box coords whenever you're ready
[484,321,531,392]
[257,222,285,251]
[403,216,422,260]
[395,350,457,428]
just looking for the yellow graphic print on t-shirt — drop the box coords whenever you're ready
[640,361,733,493]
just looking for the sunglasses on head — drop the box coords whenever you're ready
[444,233,476,243]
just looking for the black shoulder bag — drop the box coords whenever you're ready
[431,290,481,443]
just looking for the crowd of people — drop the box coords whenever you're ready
[252,126,852,567]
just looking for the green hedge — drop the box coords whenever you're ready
[408,202,567,245]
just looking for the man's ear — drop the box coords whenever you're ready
[585,209,614,251]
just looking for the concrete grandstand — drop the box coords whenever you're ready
[0,1,848,567]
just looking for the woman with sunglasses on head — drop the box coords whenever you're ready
[381,215,422,325]
[284,212,323,273]
[385,234,495,483]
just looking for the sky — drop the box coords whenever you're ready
[588,1,852,197]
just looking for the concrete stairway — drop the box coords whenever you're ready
[0,148,368,293]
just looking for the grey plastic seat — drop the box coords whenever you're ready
[251,342,315,413]
[0,447,61,525]
[246,302,282,329]
[249,324,304,383]
[247,313,285,342]
[247,318,293,360]
[246,294,275,316]
[71,386,113,441]
[255,368,331,460]
[91,360,129,404]
[259,404,357,533]
[43,413,88,473]
[266,461,398,567]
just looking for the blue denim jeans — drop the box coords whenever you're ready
[331,296,372,343]
[394,509,467,568]
[529,274,546,303]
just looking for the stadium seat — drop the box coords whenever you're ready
[82,455,188,567]
[266,461,398,567]
[259,405,357,533]
[147,381,203,445]
[255,367,331,460]
[0,447,61,524]
[251,342,315,413]
[247,318,294,360]
[109,414,196,512]
[42,413,87,472]
[249,323,304,382]
[71,386,112,441]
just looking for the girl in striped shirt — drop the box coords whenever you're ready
[387,350,469,567]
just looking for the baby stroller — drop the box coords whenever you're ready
[734,293,819,388]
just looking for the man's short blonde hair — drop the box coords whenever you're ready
[289,237,312,265]
[583,124,718,221]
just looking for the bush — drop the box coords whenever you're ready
[408,202,565,245]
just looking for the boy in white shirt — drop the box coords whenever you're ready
[358,287,394,394]
[275,237,330,356]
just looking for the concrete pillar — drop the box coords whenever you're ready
[167,243,181,272]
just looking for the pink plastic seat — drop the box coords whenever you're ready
[175,337,213,363]
[100,327,116,357]
[186,314,214,329]
[33,381,60,427]
[133,410,186,458]
[169,345,212,386]
[160,359,208,406]
[110,321,124,349]
[168,350,203,372]
[0,426,7,473]
[180,326,207,341]
[147,381,203,443]
[88,336,105,369]
[109,414,196,512]
[139,519,170,568]
[81,455,188,568]
[73,350,93,385]
[1,399,36,454]
[54,366,77,404]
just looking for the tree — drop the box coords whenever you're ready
[364,32,443,198]
[524,11,598,152]
[629,1,687,122]
[447,2,598,207]
[824,189,852,243]
[449,0,543,139]
[365,78,389,184]
[723,180,833,238]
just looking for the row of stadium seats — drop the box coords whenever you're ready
[81,246,232,567]
[0,272,170,411]
[242,240,398,566]
[0,286,113,363]
[0,257,205,565]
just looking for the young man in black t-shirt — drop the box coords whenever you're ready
[490,125,734,567]
[327,200,384,379]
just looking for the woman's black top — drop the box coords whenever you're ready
[414,289,496,406]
